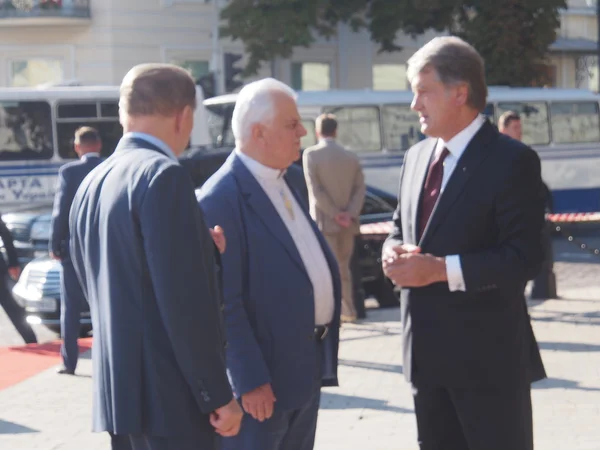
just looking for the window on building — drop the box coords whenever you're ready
[0,101,53,160]
[323,106,381,152]
[497,102,550,145]
[373,64,407,90]
[550,101,600,144]
[173,60,210,81]
[10,59,64,87]
[291,62,331,91]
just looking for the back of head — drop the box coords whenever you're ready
[231,77,297,144]
[407,36,487,112]
[498,110,521,130]
[119,63,196,122]
[316,113,337,138]
[74,126,101,155]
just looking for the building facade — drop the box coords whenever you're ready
[0,0,597,92]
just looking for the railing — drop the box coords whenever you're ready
[0,0,90,20]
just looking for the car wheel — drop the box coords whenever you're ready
[79,325,93,338]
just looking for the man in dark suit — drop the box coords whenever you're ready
[382,37,546,450]
[197,78,342,450]
[0,215,37,344]
[50,126,103,375]
[69,64,242,450]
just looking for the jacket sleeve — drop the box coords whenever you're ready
[139,165,233,414]
[0,216,18,267]
[197,187,272,398]
[303,150,340,218]
[460,148,546,291]
[346,159,366,218]
[383,156,406,253]
[49,169,70,258]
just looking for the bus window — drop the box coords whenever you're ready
[324,106,382,152]
[381,104,422,151]
[550,102,600,144]
[497,102,550,145]
[301,119,317,149]
[56,100,122,159]
[100,102,119,118]
[0,101,53,160]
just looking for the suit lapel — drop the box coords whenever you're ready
[420,121,498,245]
[410,139,437,243]
[231,154,308,275]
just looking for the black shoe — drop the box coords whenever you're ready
[56,366,75,375]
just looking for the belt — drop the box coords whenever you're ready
[314,325,329,341]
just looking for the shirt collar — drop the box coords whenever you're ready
[235,148,286,181]
[81,152,100,160]
[318,137,336,145]
[125,132,178,162]
[436,114,486,159]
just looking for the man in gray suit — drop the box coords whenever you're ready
[303,114,366,322]
[69,64,242,450]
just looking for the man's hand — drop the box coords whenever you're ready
[241,383,277,422]
[383,252,447,287]
[210,398,243,437]
[210,225,226,254]
[334,212,352,228]
[382,243,421,269]
[8,266,21,281]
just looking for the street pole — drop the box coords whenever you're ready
[210,0,225,95]
[597,0,600,92]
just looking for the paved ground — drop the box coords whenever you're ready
[0,236,599,449]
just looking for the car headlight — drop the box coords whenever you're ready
[30,220,51,241]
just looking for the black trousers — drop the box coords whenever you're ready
[412,384,533,450]
[0,275,37,344]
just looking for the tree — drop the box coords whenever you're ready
[220,0,567,86]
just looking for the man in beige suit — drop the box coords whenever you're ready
[303,114,366,322]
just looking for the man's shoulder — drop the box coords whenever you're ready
[494,134,540,165]
[196,162,238,204]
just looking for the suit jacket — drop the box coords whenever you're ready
[0,214,18,274]
[303,140,366,235]
[386,121,547,389]
[68,136,232,436]
[196,152,342,411]
[50,155,104,259]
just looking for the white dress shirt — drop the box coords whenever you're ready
[435,114,486,292]
[236,150,335,325]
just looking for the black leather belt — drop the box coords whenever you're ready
[314,325,329,341]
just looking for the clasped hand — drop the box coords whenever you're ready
[382,244,447,287]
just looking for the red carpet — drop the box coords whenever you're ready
[0,338,93,391]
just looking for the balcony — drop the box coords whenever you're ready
[0,0,90,26]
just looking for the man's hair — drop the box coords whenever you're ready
[498,111,521,129]
[231,78,297,143]
[407,36,488,111]
[316,113,337,137]
[119,63,196,121]
[74,126,100,146]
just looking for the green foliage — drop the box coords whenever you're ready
[221,0,567,86]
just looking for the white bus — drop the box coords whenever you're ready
[0,85,211,210]
[204,87,600,213]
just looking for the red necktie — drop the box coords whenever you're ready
[418,147,450,240]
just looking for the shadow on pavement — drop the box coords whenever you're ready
[538,341,600,352]
[320,391,413,413]
[0,419,39,434]
[530,310,600,326]
[532,377,600,392]
[339,359,402,374]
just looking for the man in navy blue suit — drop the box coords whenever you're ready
[69,64,242,450]
[197,78,342,450]
[50,126,103,375]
